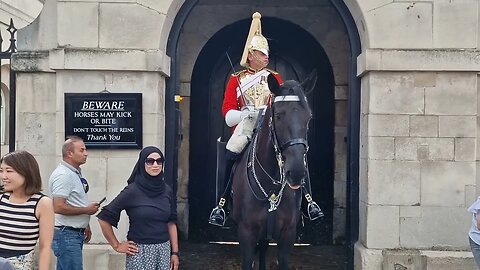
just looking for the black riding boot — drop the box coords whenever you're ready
[209,151,238,227]
[303,175,324,221]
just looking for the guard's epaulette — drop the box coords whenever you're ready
[264,68,279,75]
[232,69,248,77]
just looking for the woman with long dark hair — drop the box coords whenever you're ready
[0,151,54,270]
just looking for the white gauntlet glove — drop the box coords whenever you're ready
[225,107,257,127]
[240,109,254,120]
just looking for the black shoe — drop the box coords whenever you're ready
[307,201,324,220]
[209,206,226,226]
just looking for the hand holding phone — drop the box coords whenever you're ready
[98,197,107,205]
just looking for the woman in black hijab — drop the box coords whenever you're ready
[97,146,179,270]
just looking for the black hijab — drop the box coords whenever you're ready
[126,146,166,197]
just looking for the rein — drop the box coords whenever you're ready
[247,94,309,212]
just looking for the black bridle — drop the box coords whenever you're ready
[269,94,310,161]
[246,93,311,211]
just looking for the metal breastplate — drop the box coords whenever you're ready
[238,72,271,108]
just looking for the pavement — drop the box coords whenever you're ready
[179,241,348,270]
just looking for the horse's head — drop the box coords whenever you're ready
[267,71,316,189]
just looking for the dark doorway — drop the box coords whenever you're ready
[188,17,335,245]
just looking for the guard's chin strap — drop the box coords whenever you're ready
[248,49,268,70]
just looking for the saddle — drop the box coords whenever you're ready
[215,110,267,203]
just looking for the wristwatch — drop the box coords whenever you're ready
[171,251,179,256]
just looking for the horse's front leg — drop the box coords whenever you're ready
[276,227,296,270]
[238,223,258,270]
[257,238,268,270]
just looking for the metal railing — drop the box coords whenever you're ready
[0,18,17,154]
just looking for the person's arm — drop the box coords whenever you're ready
[36,196,54,270]
[168,222,179,270]
[97,186,138,254]
[98,219,138,255]
[273,72,283,85]
[52,197,99,216]
[84,224,92,243]
[222,74,240,118]
[50,172,99,216]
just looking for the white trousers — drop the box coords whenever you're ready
[226,111,259,154]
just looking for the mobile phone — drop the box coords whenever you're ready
[98,197,107,205]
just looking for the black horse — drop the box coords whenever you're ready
[231,71,317,270]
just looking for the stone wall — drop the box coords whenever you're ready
[13,0,171,247]
[0,0,43,153]
[178,0,350,242]
[354,1,480,267]
[0,0,43,30]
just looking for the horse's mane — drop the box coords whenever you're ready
[279,80,311,113]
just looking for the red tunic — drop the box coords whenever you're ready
[221,68,283,118]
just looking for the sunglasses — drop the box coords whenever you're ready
[80,177,89,193]
[145,158,164,166]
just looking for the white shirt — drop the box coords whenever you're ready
[48,161,90,228]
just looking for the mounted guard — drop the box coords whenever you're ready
[208,12,323,227]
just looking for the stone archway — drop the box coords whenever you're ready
[188,17,335,244]
[165,0,362,267]
[0,80,9,149]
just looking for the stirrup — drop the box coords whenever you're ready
[208,206,226,227]
[307,201,324,221]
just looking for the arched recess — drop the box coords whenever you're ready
[165,0,361,267]
[188,17,335,244]
[0,64,11,148]
[328,2,361,266]
[0,0,44,29]
[0,82,9,146]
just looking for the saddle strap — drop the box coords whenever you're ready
[253,108,266,133]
